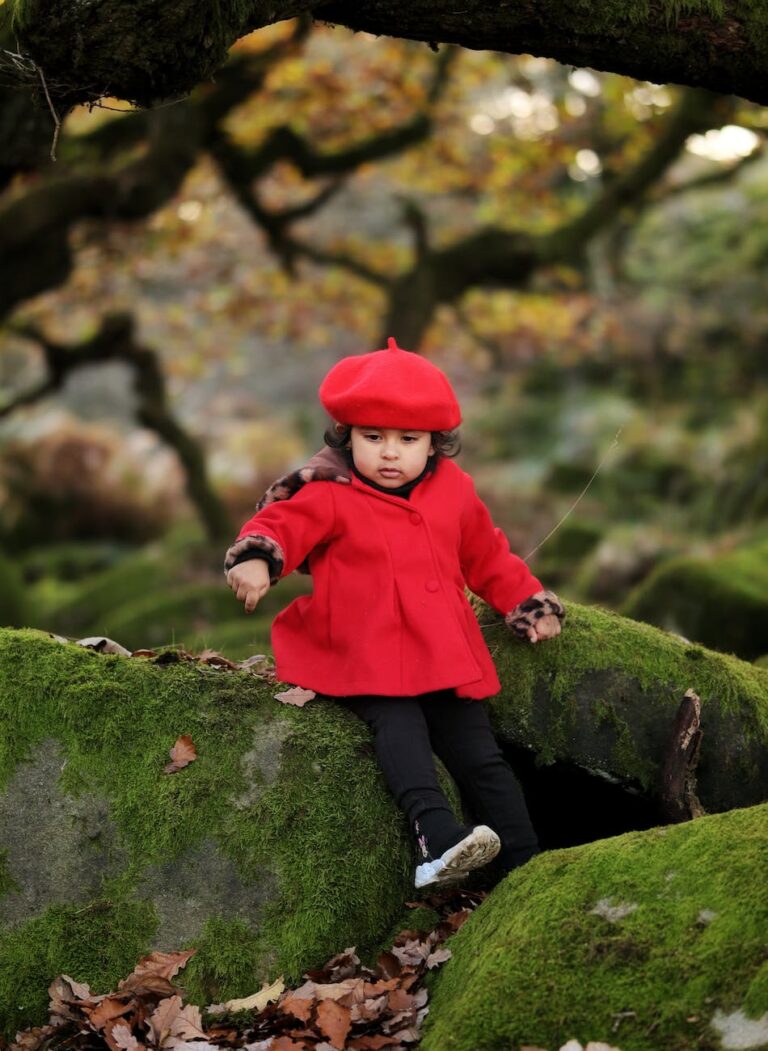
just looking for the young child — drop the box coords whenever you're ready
[225,338,564,888]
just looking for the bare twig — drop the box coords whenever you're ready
[523,428,623,562]
[32,60,61,161]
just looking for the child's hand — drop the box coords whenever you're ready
[227,560,271,613]
[526,614,561,644]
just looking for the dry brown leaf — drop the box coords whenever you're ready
[315,999,352,1049]
[149,996,207,1048]
[271,1038,308,1051]
[85,995,133,1029]
[49,973,92,1003]
[163,736,198,774]
[273,686,316,707]
[312,978,367,1004]
[109,1023,144,1051]
[348,1037,402,1050]
[131,649,158,659]
[197,650,239,669]
[207,976,285,1015]
[10,1026,59,1051]
[350,995,388,1024]
[76,636,132,656]
[277,993,314,1023]
[425,947,451,969]
[315,947,361,982]
[123,949,196,986]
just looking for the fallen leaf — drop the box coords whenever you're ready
[348,1037,402,1050]
[316,999,352,1049]
[312,978,367,1004]
[10,1026,60,1051]
[123,949,196,985]
[149,996,206,1047]
[109,1023,144,1051]
[49,973,92,1003]
[85,995,133,1029]
[207,976,285,1015]
[425,947,451,969]
[311,947,361,982]
[131,649,158,659]
[48,633,69,645]
[76,636,132,656]
[277,993,314,1023]
[197,649,239,669]
[274,686,316,707]
[163,735,198,774]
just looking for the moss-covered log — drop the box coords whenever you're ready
[486,602,768,812]
[422,802,768,1051]
[621,536,768,662]
[8,0,768,109]
[0,628,426,1035]
[1,603,767,1034]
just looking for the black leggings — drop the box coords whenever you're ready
[335,689,539,871]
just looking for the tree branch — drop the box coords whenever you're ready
[6,315,233,543]
[10,0,768,110]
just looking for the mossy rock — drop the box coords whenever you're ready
[527,519,604,591]
[422,803,768,1051]
[21,541,311,653]
[19,541,128,584]
[0,628,420,1035]
[621,538,768,661]
[487,602,768,812]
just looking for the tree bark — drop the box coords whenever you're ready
[8,0,768,110]
[6,314,234,544]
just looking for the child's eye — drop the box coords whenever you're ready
[363,433,382,441]
[402,435,418,443]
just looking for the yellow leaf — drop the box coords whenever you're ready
[207,976,285,1015]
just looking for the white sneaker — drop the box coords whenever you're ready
[414,825,501,889]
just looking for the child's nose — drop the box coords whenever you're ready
[382,442,398,458]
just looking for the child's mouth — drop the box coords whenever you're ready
[379,468,401,477]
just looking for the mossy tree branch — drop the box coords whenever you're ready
[7,0,768,109]
[0,37,449,319]
[5,314,234,544]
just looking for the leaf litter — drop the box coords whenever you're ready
[4,891,486,1051]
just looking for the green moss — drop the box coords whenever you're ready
[422,803,768,1051]
[485,600,768,802]
[0,628,415,1034]
[622,537,768,661]
[0,899,157,1032]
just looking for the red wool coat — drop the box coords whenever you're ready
[233,457,543,700]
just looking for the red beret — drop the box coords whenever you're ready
[319,337,462,430]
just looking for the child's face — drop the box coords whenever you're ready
[349,426,434,488]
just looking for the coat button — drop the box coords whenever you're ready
[426,579,440,592]
[409,512,422,525]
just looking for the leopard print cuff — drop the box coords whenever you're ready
[224,534,285,585]
[505,589,565,638]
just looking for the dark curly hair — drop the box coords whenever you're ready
[323,423,461,463]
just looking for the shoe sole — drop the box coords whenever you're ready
[414,825,501,889]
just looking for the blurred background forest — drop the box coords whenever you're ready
[2,17,768,664]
